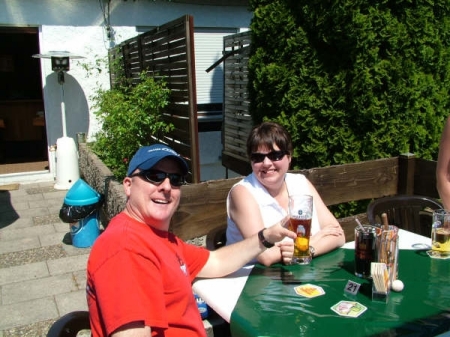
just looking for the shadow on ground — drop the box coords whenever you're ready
[0,191,19,229]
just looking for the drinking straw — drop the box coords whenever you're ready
[355,218,366,233]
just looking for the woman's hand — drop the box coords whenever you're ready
[313,223,343,239]
[309,223,345,256]
[276,240,294,265]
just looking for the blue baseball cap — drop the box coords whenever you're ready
[127,144,189,177]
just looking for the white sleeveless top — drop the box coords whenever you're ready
[226,173,320,246]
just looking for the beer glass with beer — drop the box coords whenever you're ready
[431,209,450,258]
[288,194,313,264]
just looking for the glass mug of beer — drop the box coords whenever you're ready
[431,210,450,258]
[288,194,313,264]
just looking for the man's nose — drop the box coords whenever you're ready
[159,176,172,189]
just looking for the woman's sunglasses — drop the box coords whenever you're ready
[129,170,186,187]
[250,150,288,163]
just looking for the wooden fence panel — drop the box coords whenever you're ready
[222,31,253,176]
[301,157,399,206]
[109,15,200,182]
[171,176,243,241]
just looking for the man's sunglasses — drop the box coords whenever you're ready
[250,150,288,163]
[129,170,186,187]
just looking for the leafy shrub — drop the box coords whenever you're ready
[248,0,450,167]
[248,0,450,216]
[91,72,172,180]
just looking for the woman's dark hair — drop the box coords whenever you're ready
[246,122,293,158]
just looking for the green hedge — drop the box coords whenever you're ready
[248,0,450,170]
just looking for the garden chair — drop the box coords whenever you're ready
[46,311,90,337]
[367,194,443,237]
[206,224,227,250]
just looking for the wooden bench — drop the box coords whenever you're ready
[78,145,440,246]
[171,153,440,245]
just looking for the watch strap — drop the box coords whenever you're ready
[258,229,274,248]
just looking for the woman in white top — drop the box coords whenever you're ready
[226,122,345,266]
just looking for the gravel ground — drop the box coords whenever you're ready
[1,319,91,337]
[0,245,67,269]
[186,235,207,247]
[2,320,55,337]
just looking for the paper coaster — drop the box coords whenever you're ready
[331,301,367,318]
[294,284,325,298]
[426,250,450,260]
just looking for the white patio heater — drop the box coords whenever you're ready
[32,51,85,190]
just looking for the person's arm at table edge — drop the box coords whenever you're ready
[197,224,296,278]
[437,117,450,210]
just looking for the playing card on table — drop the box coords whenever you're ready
[331,301,367,317]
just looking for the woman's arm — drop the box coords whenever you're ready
[437,117,450,209]
[306,179,346,256]
[227,184,293,266]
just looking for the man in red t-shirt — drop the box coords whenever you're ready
[87,144,295,337]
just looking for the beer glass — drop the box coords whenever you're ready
[288,194,313,264]
[431,210,450,258]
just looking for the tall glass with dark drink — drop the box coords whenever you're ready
[354,225,377,278]
[288,194,313,264]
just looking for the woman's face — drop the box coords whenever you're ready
[251,144,291,188]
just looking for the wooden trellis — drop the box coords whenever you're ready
[221,31,253,176]
[109,15,200,183]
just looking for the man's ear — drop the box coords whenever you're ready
[123,176,132,196]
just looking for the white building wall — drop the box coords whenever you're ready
[0,0,250,181]
[38,25,138,145]
[195,30,237,104]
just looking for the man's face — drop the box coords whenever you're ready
[123,157,183,230]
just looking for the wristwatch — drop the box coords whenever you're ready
[258,229,274,248]
[309,246,315,258]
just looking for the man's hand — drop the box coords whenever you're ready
[277,240,295,265]
[265,223,297,244]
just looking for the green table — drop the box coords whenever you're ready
[230,249,450,337]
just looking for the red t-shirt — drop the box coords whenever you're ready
[87,212,210,337]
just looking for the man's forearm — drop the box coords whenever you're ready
[198,225,296,278]
[199,232,266,278]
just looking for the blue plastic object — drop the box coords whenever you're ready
[194,293,209,319]
[70,212,99,248]
[64,179,101,248]
[64,179,101,206]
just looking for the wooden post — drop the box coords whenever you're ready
[185,15,201,183]
[398,153,416,195]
